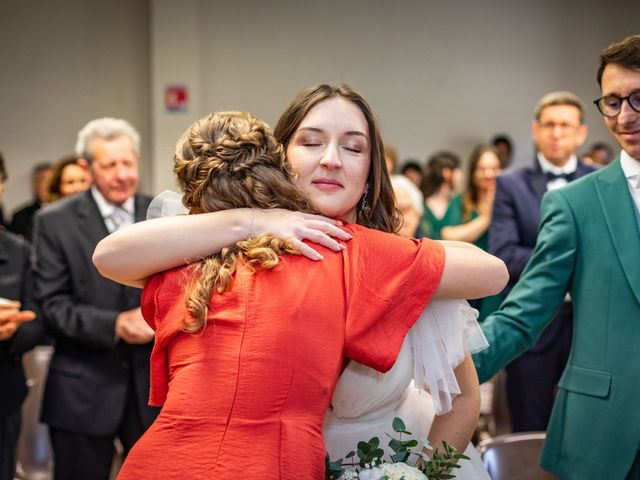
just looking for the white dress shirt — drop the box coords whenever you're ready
[620,150,640,216]
[90,186,135,233]
[537,153,578,191]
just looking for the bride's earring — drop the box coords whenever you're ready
[360,186,370,212]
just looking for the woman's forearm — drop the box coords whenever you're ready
[93,210,252,288]
[93,208,349,288]
[440,215,490,243]
[427,356,480,455]
[435,241,508,299]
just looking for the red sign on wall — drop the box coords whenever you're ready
[165,85,188,112]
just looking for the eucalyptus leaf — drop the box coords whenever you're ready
[402,439,418,448]
[357,441,370,454]
[388,438,403,453]
[392,417,406,432]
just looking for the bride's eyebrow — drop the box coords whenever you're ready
[345,131,369,145]
[296,127,324,134]
[345,131,368,139]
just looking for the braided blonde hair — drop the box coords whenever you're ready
[174,111,317,332]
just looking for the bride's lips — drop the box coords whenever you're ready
[312,178,343,191]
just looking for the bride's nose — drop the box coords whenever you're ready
[320,145,342,169]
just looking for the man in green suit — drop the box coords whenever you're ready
[474,34,640,480]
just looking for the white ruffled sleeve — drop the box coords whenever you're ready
[146,190,188,220]
[410,299,488,415]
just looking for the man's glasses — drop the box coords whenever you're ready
[593,90,640,117]
[538,122,580,133]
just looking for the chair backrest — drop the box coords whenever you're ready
[478,432,559,480]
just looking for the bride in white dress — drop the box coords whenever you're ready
[143,190,492,479]
[324,299,491,479]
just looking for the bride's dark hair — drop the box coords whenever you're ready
[174,111,317,332]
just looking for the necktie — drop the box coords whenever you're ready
[109,207,130,232]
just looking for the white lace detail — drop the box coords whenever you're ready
[410,299,488,414]
[146,190,188,220]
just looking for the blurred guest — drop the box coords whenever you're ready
[486,91,594,433]
[0,155,44,480]
[0,152,6,226]
[391,179,420,237]
[385,145,423,227]
[440,145,503,320]
[490,134,514,170]
[33,118,157,480]
[588,141,615,167]
[400,159,423,188]
[9,163,52,241]
[419,151,462,239]
[47,155,92,202]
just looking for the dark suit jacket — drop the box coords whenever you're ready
[33,190,157,435]
[0,229,45,418]
[489,158,595,292]
[9,200,41,241]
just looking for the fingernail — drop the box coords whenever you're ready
[338,244,346,251]
[315,253,324,260]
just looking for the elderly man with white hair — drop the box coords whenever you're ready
[33,118,157,480]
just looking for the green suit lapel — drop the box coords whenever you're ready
[595,159,640,306]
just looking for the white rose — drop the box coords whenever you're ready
[379,462,427,480]
[337,469,359,480]
[357,466,383,480]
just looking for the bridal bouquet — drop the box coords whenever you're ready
[325,418,469,480]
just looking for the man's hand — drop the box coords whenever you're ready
[0,299,37,341]
[115,308,154,344]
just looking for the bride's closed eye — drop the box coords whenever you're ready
[343,145,363,154]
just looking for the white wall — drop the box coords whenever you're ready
[0,0,150,214]
[2,0,639,211]
[193,0,637,167]
[149,0,204,194]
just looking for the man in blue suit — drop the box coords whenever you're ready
[488,91,595,432]
[475,35,640,479]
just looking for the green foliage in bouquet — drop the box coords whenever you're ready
[325,417,470,480]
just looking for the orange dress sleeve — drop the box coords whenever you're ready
[341,224,445,373]
[140,268,190,407]
[141,272,162,330]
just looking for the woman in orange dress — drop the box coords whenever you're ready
[95,87,507,479]
[113,111,444,479]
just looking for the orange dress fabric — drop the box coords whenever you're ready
[117,224,445,480]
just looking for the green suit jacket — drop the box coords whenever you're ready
[473,159,640,479]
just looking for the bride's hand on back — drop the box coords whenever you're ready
[252,209,351,261]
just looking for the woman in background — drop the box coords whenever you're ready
[440,145,502,320]
[47,155,91,202]
[441,145,500,251]
[419,151,462,239]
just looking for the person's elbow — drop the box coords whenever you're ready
[486,254,509,296]
[92,238,114,279]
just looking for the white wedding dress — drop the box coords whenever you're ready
[146,193,491,478]
[324,300,491,479]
